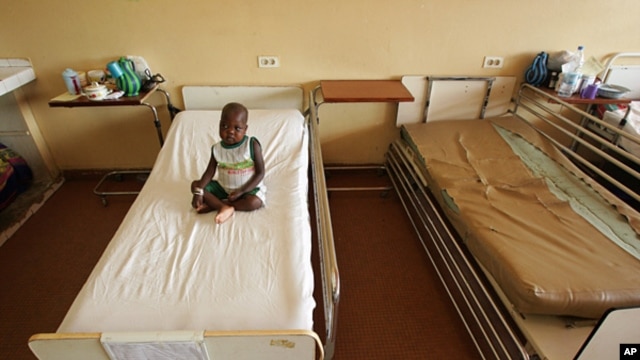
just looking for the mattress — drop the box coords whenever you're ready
[58,109,315,332]
[402,116,640,319]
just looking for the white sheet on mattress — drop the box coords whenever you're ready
[58,109,314,333]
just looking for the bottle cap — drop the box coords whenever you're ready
[107,61,124,78]
[62,68,77,76]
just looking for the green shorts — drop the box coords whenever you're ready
[204,180,260,200]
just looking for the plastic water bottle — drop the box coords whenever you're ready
[62,68,82,95]
[575,46,585,72]
[571,46,586,94]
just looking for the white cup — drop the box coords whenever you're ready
[87,69,106,83]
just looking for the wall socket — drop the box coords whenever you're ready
[258,56,280,68]
[483,56,504,69]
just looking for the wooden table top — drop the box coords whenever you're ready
[49,85,158,108]
[538,86,632,105]
[320,80,415,103]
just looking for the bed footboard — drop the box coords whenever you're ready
[29,330,323,360]
[385,140,530,359]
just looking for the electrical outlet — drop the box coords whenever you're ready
[483,56,504,69]
[258,56,280,68]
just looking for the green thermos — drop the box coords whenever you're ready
[108,57,142,96]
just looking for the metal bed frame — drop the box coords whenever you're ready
[385,83,640,359]
[28,86,340,360]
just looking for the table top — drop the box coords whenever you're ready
[320,80,415,103]
[539,87,632,105]
[48,85,158,108]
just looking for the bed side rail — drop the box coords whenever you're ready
[307,97,340,360]
[513,83,640,206]
[385,142,530,359]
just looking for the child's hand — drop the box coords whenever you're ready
[227,191,242,202]
[192,194,203,209]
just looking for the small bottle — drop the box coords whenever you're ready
[555,72,564,91]
[62,68,82,95]
[548,71,558,89]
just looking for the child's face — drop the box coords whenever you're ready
[219,110,248,145]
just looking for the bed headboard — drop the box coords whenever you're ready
[600,52,640,100]
[396,75,516,126]
[182,85,304,112]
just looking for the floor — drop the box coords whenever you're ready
[0,169,480,359]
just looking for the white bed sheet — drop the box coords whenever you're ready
[58,109,314,333]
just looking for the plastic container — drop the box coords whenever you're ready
[597,84,630,99]
[580,83,599,99]
[557,72,581,97]
[62,68,82,95]
[578,74,596,93]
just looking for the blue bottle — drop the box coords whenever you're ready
[114,57,142,96]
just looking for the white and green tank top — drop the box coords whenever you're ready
[212,136,263,194]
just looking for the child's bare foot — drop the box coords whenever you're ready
[196,204,213,214]
[215,205,235,224]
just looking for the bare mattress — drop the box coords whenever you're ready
[402,116,640,319]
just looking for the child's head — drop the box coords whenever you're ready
[219,102,248,145]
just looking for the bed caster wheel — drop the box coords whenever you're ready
[380,190,390,198]
[101,197,108,206]
[114,173,124,182]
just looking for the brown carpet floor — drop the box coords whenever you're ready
[0,170,479,359]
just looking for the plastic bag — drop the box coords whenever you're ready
[547,50,574,71]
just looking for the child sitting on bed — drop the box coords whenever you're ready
[190,102,266,224]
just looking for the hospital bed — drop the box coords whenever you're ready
[386,81,640,359]
[28,85,339,360]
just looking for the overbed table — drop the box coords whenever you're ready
[318,80,415,103]
[48,85,178,205]
[312,80,414,191]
